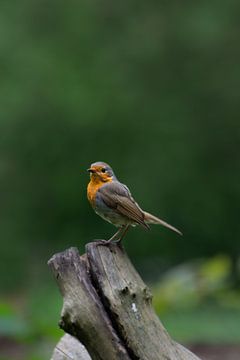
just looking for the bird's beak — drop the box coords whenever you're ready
[87,168,95,173]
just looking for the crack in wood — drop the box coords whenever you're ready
[49,243,201,360]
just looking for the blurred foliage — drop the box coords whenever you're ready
[1,0,240,356]
[153,255,239,313]
[0,285,62,360]
[1,0,240,292]
[161,307,240,343]
[0,287,62,341]
[153,256,240,343]
[0,302,29,338]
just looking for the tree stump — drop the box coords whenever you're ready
[48,242,201,360]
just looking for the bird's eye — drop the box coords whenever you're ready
[101,168,106,173]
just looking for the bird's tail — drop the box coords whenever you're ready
[143,211,182,235]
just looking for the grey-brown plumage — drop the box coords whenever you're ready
[88,161,182,243]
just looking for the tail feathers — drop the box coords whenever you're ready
[144,211,182,235]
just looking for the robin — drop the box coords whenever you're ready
[87,161,182,243]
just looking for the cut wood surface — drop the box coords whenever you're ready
[51,334,91,360]
[48,242,201,360]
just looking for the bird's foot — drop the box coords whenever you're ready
[95,239,110,245]
[94,238,122,247]
[95,225,129,247]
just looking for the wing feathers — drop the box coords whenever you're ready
[98,182,181,234]
[116,197,149,229]
[98,182,149,229]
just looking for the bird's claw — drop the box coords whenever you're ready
[95,239,122,247]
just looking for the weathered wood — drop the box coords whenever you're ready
[51,334,91,360]
[48,247,130,360]
[49,242,201,360]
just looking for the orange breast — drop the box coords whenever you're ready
[87,177,112,206]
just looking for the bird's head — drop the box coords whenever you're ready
[87,162,115,182]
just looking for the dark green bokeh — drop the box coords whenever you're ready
[1,1,240,357]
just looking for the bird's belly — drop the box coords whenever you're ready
[94,201,130,227]
[95,207,129,226]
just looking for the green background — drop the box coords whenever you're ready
[1,1,240,359]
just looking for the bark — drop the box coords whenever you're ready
[48,242,201,360]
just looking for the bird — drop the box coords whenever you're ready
[87,161,182,243]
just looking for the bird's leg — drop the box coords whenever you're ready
[107,226,125,242]
[96,225,130,246]
[96,226,125,246]
[113,225,130,244]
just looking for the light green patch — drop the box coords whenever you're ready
[161,307,240,344]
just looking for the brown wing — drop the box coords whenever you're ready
[98,181,149,229]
